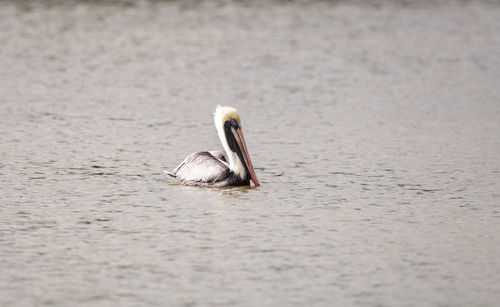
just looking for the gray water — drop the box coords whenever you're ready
[1,1,500,306]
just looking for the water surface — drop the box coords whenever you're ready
[1,1,500,306]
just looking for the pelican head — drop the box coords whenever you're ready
[214,105,259,187]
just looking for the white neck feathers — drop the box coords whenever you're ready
[214,105,246,179]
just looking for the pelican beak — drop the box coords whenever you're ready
[231,127,260,187]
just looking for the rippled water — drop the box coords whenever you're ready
[1,1,500,306]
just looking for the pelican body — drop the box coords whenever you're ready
[166,106,259,187]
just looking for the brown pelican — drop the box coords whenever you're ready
[166,105,260,187]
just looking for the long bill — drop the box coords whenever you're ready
[231,127,260,187]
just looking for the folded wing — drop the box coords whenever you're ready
[171,151,230,184]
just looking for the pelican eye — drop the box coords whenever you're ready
[227,118,239,129]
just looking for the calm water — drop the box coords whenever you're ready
[1,1,500,306]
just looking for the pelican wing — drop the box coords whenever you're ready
[208,150,228,163]
[171,151,230,183]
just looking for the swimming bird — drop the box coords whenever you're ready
[166,105,260,187]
